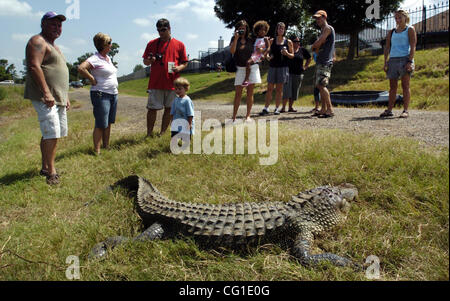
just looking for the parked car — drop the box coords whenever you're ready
[0,80,14,86]
[70,80,84,88]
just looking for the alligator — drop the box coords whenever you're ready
[89,175,360,268]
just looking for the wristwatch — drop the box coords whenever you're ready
[407,59,414,63]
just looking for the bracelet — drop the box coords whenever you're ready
[407,59,413,63]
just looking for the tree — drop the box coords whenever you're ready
[214,0,305,37]
[0,59,16,81]
[133,64,144,73]
[288,13,321,45]
[108,43,120,68]
[303,0,402,60]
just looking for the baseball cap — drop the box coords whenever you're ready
[313,10,327,19]
[41,11,67,22]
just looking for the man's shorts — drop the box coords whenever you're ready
[90,91,118,129]
[314,63,333,88]
[147,89,177,110]
[387,56,414,80]
[32,100,68,140]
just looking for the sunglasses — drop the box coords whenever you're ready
[157,27,169,32]
[293,40,300,43]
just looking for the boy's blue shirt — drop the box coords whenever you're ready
[171,95,195,135]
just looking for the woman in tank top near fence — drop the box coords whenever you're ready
[381,9,417,119]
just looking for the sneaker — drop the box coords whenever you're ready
[380,110,394,118]
[274,109,281,116]
[399,111,409,119]
[259,109,269,116]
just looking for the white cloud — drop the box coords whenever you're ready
[186,33,199,40]
[167,1,190,10]
[0,0,41,18]
[11,33,33,42]
[57,44,72,55]
[71,38,87,46]
[141,33,158,41]
[208,40,219,48]
[133,18,151,27]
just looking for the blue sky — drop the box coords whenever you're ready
[0,0,438,76]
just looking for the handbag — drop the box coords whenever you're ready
[225,53,237,73]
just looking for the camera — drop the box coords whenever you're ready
[149,53,164,61]
[238,30,245,35]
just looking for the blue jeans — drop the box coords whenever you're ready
[90,91,118,129]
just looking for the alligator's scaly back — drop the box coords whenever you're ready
[96,176,360,268]
[135,177,291,246]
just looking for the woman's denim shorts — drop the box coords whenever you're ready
[90,91,118,129]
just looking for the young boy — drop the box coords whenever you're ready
[170,77,194,147]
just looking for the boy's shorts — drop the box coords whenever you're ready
[314,63,333,87]
[147,89,176,110]
[32,100,68,140]
[387,56,414,80]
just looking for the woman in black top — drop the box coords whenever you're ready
[229,20,261,123]
[281,36,312,113]
[260,22,294,116]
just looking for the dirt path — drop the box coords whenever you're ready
[69,89,449,148]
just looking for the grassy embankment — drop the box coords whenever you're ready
[120,47,449,111]
[0,47,448,281]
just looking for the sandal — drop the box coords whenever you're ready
[399,111,409,119]
[241,81,250,87]
[318,113,335,119]
[380,110,394,118]
[40,169,61,177]
[288,108,298,113]
[46,174,60,186]
[313,111,326,117]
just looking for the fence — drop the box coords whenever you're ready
[337,2,449,51]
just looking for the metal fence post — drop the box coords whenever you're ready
[422,5,427,49]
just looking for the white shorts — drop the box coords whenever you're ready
[234,65,262,86]
[32,100,68,140]
[147,89,176,110]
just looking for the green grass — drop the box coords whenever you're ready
[0,86,32,117]
[119,47,449,111]
[0,107,448,280]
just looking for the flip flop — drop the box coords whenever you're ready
[318,113,335,118]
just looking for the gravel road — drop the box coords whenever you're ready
[69,89,449,148]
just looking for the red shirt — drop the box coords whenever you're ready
[142,38,188,91]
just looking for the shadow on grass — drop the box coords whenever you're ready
[189,77,235,100]
[56,136,148,161]
[0,169,38,186]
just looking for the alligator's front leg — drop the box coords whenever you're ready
[89,223,166,260]
[134,222,166,242]
[291,234,359,269]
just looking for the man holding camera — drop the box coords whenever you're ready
[143,19,188,137]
